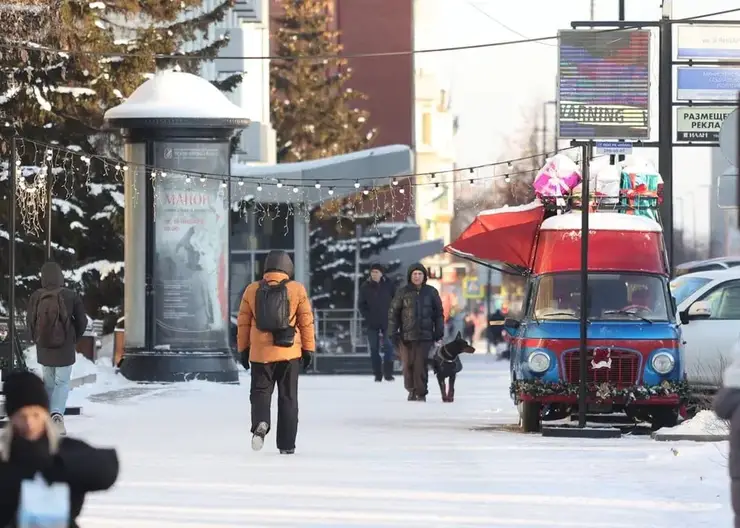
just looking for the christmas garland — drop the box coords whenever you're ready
[511,379,690,404]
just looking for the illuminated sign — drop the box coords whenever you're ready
[558,29,651,140]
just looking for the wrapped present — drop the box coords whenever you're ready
[533,154,582,199]
[619,164,663,221]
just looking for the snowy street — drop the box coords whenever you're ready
[66,356,730,527]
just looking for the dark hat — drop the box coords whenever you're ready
[3,371,49,417]
[370,263,384,272]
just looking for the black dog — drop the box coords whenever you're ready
[430,332,475,403]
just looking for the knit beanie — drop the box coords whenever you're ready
[370,263,384,273]
[3,371,49,417]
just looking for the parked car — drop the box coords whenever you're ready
[675,256,740,277]
[672,269,740,389]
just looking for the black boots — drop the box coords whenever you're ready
[382,361,395,381]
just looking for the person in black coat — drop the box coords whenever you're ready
[358,263,397,382]
[387,263,444,401]
[0,371,119,527]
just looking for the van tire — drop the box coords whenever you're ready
[519,401,542,433]
[650,407,678,431]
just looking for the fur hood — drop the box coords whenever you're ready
[0,415,61,462]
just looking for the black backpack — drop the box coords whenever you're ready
[34,288,71,348]
[254,279,291,332]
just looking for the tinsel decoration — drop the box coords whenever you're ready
[511,379,691,404]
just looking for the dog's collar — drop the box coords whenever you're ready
[437,344,457,363]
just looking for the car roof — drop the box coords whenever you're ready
[672,268,740,281]
[676,256,740,270]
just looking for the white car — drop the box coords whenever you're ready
[670,269,740,388]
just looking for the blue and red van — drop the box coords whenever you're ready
[446,202,686,432]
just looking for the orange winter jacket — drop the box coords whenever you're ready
[237,271,316,363]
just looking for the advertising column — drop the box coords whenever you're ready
[153,143,230,351]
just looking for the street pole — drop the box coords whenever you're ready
[541,103,548,165]
[486,267,492,355]
[609,0,627,168]
[578,142,592,429]
[8,137,17,365]
[658,3,674,271]
[352,224,362,354]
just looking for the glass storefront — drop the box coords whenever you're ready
[230,204,295,313]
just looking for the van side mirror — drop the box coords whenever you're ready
[679,310,689,325]
[503,318,521,335]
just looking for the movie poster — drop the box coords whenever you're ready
[153,142,230,351]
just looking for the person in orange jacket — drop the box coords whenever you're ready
[237,250,315,455]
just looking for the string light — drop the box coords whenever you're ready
[392,178,398,186]
[504,174,511,183]
[315,181,321,189]
[256,184,262,191]
[238,180,244,186]
[362,187,369,195]
[292,186,299,193]
[328,187,335,195]
[276,180,283,188]
[353,180,360,189]
[199,176,206,183]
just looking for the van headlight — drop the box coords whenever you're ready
[527,351,551,373]
[651,352,675,374]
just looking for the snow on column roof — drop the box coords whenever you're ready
[540,211,663,232]
[104,70,251,122]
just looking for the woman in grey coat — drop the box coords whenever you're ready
[714,352,740,528]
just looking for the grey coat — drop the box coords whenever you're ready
[26,262,87,367]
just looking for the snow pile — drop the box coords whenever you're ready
[657,411,729,438]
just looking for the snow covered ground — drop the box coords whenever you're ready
[56,355,731,527]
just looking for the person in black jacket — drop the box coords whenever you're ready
[388,263,444,401]
[0,371,119,527]
[358,263,396,382]
[26,262,87,436]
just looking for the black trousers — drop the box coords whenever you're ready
[250,359,300,451]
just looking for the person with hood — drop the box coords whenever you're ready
[237,250,315,455]
[358,263,396,382]
[26,262,87,435]
[0,371,119,527]
[714,349,740,528]
[387,263,444,401]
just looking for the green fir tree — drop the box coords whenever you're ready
[0,0,241,330]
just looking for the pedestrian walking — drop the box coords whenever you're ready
[237,250,315,455]
[387,263,444,402]
[714,350,740,528]
[0,371,119,527]
[358,263,396,382]
[26,262,87,436]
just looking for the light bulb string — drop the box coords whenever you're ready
[0,8,735,62]
[16,137,585,189]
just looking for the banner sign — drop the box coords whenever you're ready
[462,276,484,300]
[677,67,740,102]
[675,106,733,141]
[677,25,740,61]
[153,143,230,351]
[558,29,650,140]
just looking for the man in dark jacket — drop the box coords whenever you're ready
[0,371,119,527]
[387,263,444,401]
[26,262,87,435]
[714,355,740,528]
[358,263,396,382]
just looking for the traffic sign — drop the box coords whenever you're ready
[462,276,485,299]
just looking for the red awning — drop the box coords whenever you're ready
[444,202,544,273]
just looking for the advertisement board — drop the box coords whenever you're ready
[675,106,733,141]
[676,67,740,102]
[558,29,650,140]
[152,143,230,351]
[677,25,740,61]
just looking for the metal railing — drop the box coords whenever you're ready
[313,308,368,355]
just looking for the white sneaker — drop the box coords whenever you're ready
[251,421,268,451]
[51,413,66,436]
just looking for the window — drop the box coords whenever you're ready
[670,276,712,306]
[230,255,252,312]
[533,273,670,322]
[231,204,294,251]
[421,112,432,145]
[698,281,740,320]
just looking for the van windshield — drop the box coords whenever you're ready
[533,273,670,322]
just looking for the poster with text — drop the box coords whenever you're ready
[153,142,230,351]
